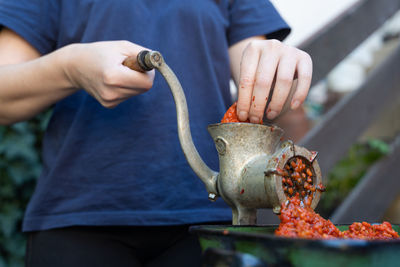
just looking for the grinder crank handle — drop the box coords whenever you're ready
[122,51,219,200]
[122,50,155,72]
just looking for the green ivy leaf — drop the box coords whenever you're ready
[0,256,8,267]
[4,234,26,258]
[0,110,50,264]
[0,134,38,163]
[0,127,6,141]
[0,207,22,238]
[367,138,390,155]
[7,161,37,186]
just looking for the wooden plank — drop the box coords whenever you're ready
[331,134,400,223]
[299,0,400,86]
[299,43,400,175]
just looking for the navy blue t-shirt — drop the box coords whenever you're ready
[0,0,289,231]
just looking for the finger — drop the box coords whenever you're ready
[114,86,149,97]
[98,87,144,108]
[104,66,155,90]
[248,51,279,123]
[94,88,126,109]
[120,66,155,90]
[291,54,312,109]
[266,55,297,120]
[119,40,153,72]
[237,43,261,121]
[101,98,125,109]
[119,40,149,56]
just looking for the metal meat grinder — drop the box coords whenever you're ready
[123,51,323,225]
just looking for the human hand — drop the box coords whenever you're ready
[63,40,155,108]
[236,39,312,123]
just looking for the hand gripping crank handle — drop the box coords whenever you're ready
[122,50,155,72]
[122,51,219,200]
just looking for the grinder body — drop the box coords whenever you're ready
[209,123,322,225]
[123,51,323,225]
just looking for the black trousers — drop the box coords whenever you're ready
[25,225,204,267]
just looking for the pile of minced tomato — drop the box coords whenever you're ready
[276,195,399,240]
[221,103,399,240]
[276,157,398,240]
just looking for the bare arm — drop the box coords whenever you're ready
[0,28,154,125]
[0,28,76,124]
[229,36,312,123]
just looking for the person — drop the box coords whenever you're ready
[0,0,312,266]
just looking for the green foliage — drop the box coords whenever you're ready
[0,111,51,267]
[317,139,390,218]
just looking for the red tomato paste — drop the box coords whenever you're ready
[275,156,399,240]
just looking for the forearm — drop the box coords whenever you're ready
[0,28,154,125]
[0,46,77,125]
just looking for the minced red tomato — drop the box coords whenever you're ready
[275,156,399,240]
[275,196,341,239]
[221,102,262,124]
[275,196,399,240]
[275,157,399,240]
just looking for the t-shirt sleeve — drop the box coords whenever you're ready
[0,0,60,55]
[228,0,290,46]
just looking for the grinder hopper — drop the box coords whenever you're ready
[123,51,323,225]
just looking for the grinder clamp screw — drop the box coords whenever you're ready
[208,193,217,201]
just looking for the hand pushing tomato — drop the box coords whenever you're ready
[221,102,263,124]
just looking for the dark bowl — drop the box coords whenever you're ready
[190,224,400,267]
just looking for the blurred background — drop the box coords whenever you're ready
[267,0,400,224]
[0,0,399,266]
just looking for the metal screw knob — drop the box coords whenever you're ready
[208,193,217,202]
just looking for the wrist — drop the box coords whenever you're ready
[55,43,81,90]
